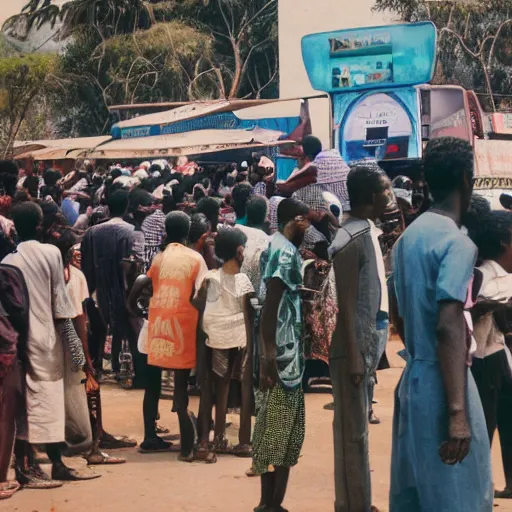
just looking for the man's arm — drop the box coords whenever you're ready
[388,274,404,344]
[332,242,364,385]
[73,310,94,375]
[56,319,86,372]
[127,275,152,317]
[434,235,477,465]
[259,278,284,390]
[80,231,96,296]
[437,300,471,464]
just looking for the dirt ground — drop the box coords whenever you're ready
[4,340,512,512]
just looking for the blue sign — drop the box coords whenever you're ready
[111,112,301,140]
[333,88,420,163]
[301,22,437,94]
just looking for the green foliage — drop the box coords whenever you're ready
[52,22,217,136]
[2,0,279,138]
[374,0,512,111]
[0,53,58,154]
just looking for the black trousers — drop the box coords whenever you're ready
[86,299,147,388]
[143,365,194,456]
[472,350,512,485]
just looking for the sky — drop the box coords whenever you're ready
[0,0,67,27]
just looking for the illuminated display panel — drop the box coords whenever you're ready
[301,22,437,94]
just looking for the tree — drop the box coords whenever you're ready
[2,0,279,138]
[374,0,512,111]
[4,0,168,39]
[177,0,279,99]
[52,22,218,136]
[4,0,279,100]
[0,53,58,155]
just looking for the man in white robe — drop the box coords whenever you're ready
[3,202,97,482]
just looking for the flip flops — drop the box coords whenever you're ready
[52,463,101,481]
[0,482,20,500]
[99,435,137,450]
[86,452,126,465]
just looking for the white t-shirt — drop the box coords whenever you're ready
[66,265,90,318]
[202,269,254,349]
[369,219,389,314]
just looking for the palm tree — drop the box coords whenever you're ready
[3,0,168,39]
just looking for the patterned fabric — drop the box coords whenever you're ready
[303,262,337,365]
[236,225,270,292]
[268,196,285,234]
[298,149,351,211]
[56,319,86,372]
[293,185,328,213]
[259,232,304,390]
[251,384,305,475]
[211,346,247,380]
[132,230,145,263]
[253,182,266,196]
[142,209,166,270]
[302,225,327,252]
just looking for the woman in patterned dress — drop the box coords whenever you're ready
[252,198,310,512]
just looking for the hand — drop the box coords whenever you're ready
[439,411,472,465]
[348,351,365,388]
[85,373,100,394]
[197,231,216,252]
[260,355,278,392]
[84,361,96,379]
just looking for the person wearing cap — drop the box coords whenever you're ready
[251,198,310,512]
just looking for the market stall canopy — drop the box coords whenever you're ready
[109,97,322,140]
[14,136,112,160]
[85,127,294,160]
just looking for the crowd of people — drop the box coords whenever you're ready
[0,135,510,512]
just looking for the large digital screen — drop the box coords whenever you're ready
[302,22,436,93]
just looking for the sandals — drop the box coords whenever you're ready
[0,482,20,500]
[245,467,258,477]
[233,444,252,458]
[213,438,233,455]
[86,452,126,465]
[99,434,137,450]
[155,424,170,435]
[15,466,63,490]
[195,443,217,464]
[495,488,512,499]
[52,463,101,481]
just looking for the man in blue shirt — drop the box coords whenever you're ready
[390,137,493,512]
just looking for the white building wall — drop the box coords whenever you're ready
[279,0,394,147]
